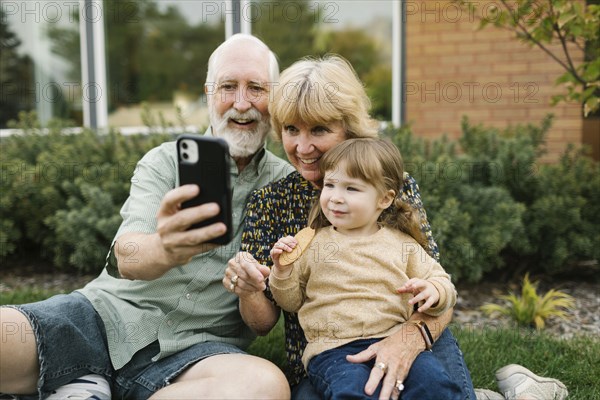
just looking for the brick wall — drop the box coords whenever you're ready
[404,0,585,162]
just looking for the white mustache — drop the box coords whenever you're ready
[222,107,262,123]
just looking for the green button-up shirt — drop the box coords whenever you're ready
[78,130,293,369]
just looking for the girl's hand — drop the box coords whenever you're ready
[269,236,297,276]
[397,278,440,313]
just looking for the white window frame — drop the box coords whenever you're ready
[79,0,108,130]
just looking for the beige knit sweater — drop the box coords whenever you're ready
[269,226,457,368]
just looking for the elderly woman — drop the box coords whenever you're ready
[224,55,475,400]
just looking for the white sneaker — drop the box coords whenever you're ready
[496,364,568,400]
[46,374,111,400]
[475,388,505,400]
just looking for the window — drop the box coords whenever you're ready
[1,0,396,130]
[251,0,394,120]
[103,0,225,130]
[1,1,82,128]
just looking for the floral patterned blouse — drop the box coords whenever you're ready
[240,171,440,386]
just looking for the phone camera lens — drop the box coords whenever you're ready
[182,142,188,149]
[182,152,189,160]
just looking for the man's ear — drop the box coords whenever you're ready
[379,189,396,209]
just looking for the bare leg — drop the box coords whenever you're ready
[0,307,40,394]
[150,354,290,399]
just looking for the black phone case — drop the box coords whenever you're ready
[177,134,233,245]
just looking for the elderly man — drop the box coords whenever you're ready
[0,34,292,399]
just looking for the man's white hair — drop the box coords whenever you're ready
[205,34,279,86]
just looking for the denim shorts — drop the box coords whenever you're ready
[6,292,245,400]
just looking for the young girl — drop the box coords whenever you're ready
[269,138,461,400]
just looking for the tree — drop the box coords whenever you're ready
[457,0,600,116]
[315,28,391,120]
[364,64,392,120]
[0,9,35,128]
[315,28,380,76]
[251,0,318,70]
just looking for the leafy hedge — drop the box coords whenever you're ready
[385,114,600,282]
[1,112,173,272]
[1,112,598,281]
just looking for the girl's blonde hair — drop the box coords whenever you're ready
[269,55,379,140]
[309,138,428,248]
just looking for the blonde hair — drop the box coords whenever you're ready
[270,55,379,140]
[309,138,428,248]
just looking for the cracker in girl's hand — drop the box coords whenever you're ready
[279,227,315,266]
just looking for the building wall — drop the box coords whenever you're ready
[404,0,585,162]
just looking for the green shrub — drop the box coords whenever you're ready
[2,112,598,279]
[456,116,600,274]
[386,126,527,282]
[457,115,548,202]
[386,116,599,281]
[520,147,600,273]
[45,182,125,273]
[1,111,173,273]
[430,186,525,282]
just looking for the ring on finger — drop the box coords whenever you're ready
[395,380,404,391]
[229,282,235,291]
[374,361,387,374]
[231,275,239,285]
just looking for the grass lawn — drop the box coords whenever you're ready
[452,324,599,399]
[3,289,599,399]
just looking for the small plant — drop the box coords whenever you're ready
[481,274,575,330]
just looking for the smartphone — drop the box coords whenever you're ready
[177,134,233,245]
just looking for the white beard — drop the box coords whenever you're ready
[210,105,270,158]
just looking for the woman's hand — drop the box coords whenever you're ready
[224,252,270,298]
[397,278,440,313]
[346,324,427,400]
[224,251,280,336]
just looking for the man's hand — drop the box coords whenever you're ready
[156,184,226,265]
[116,184,227,280]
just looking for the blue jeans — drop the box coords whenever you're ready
[4,293,245,399]
[293,328,476,400]
[307,338,462,400]
[432,327,476,400]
